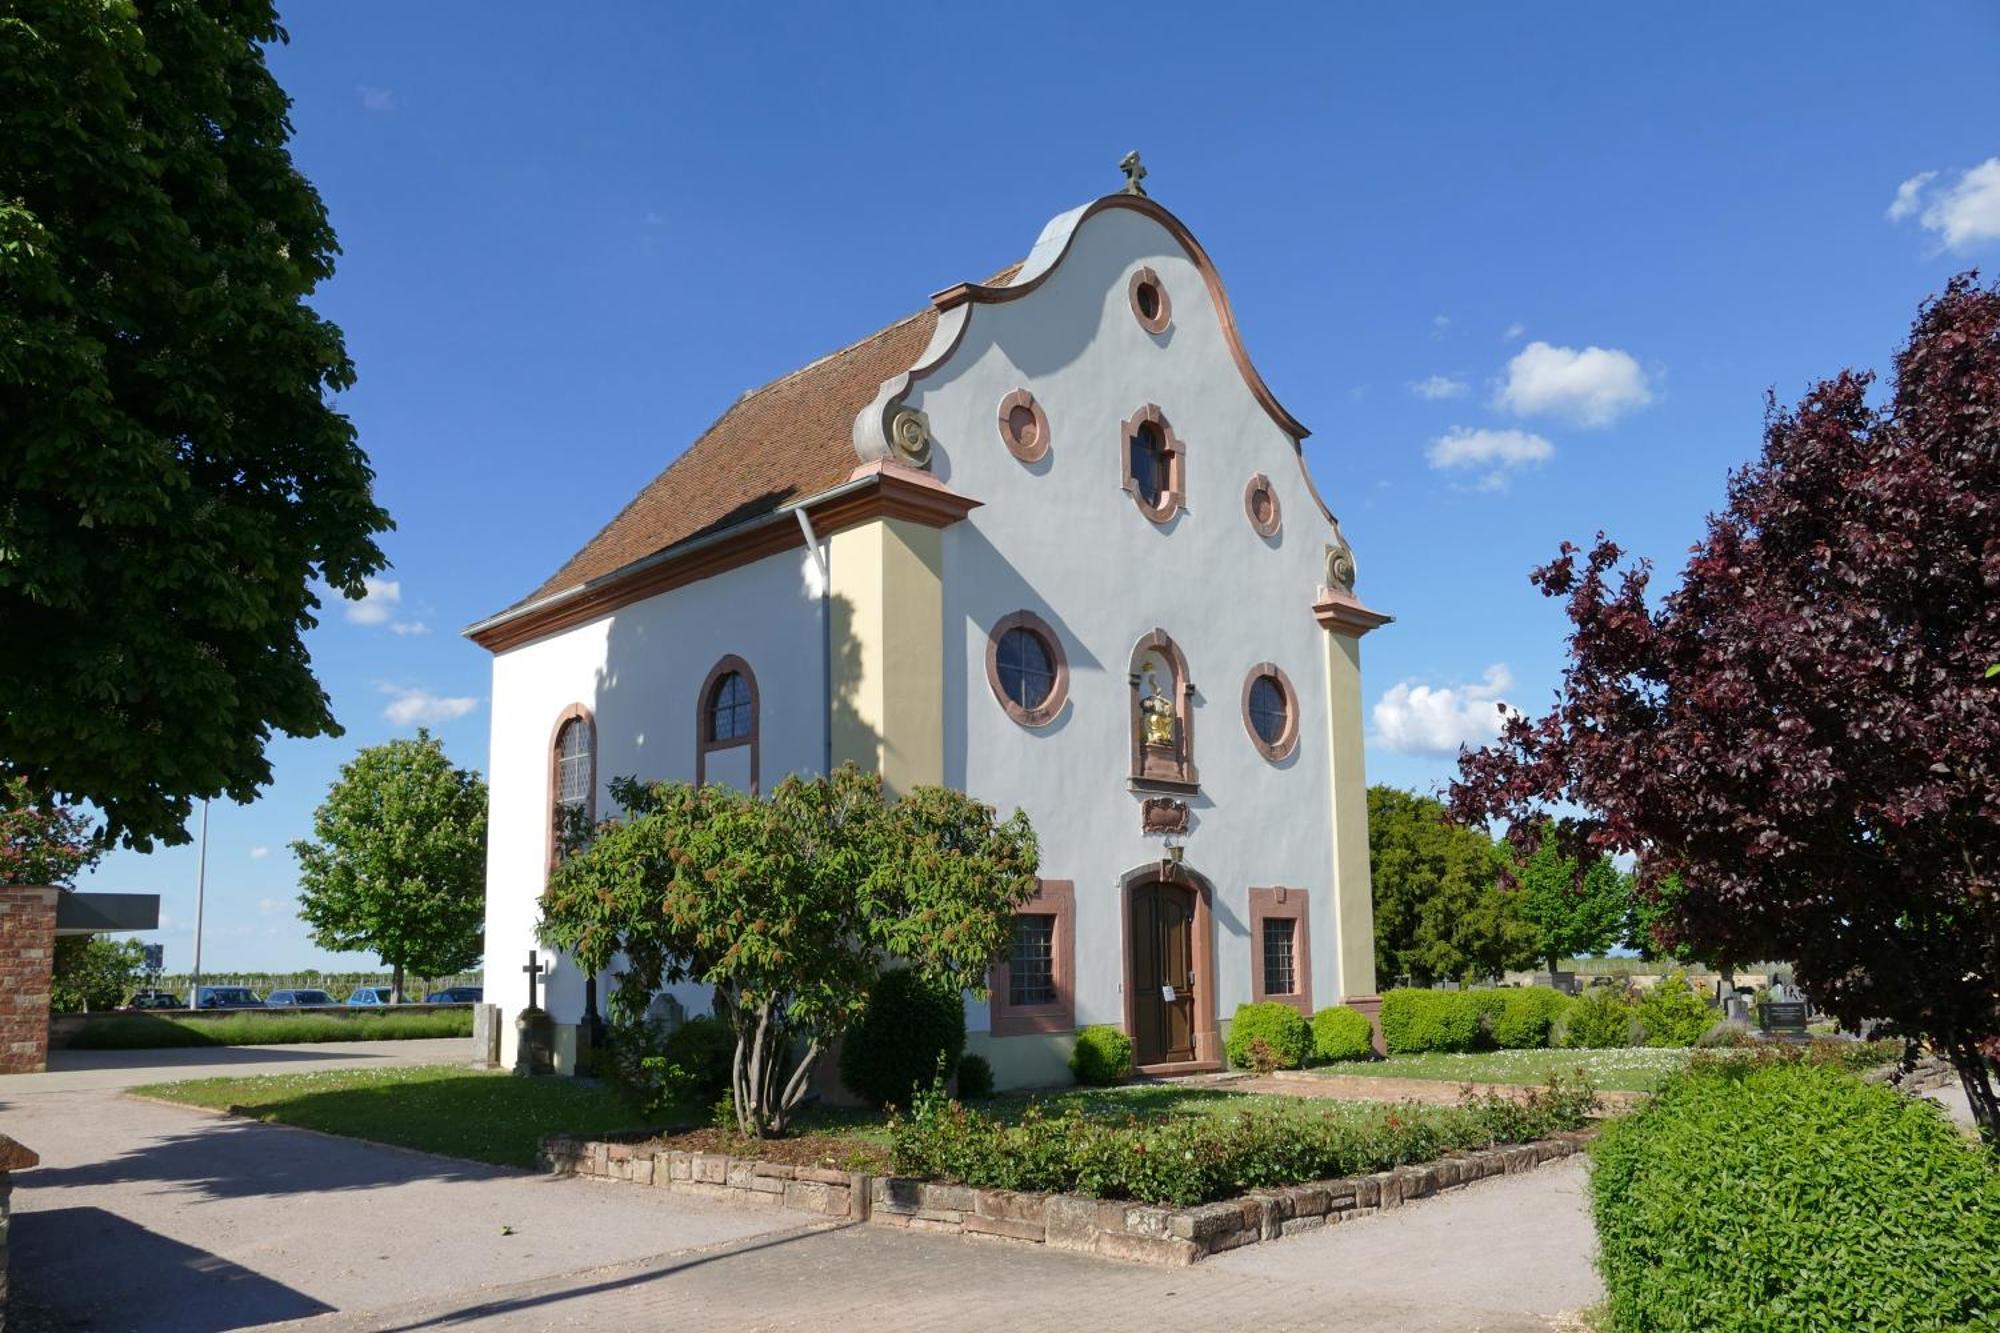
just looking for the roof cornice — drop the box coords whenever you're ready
[463,462,979,654]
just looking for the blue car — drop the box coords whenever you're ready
[423,986,482,1004]
[193,986,262,1010]
[346,986,398,1007]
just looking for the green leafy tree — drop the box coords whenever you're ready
[1512,823,1630,974]
[541,764,1038,1137]
[1368,786,1538,985]
[0,2,392,849]
[292,731,487,1000]
[51,935,146,1013]
[1,777,102,886]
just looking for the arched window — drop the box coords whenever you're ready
[707,672,752,742]
[547,705,596,869]
[1129,629,1197,788]
[986,611,1069,728]
[1120,405,1185,523]
[696,656,760,792]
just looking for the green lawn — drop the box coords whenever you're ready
[1308,1046,1699,1092]
[133,1065,670,1168]
[133,1067,1383,1170]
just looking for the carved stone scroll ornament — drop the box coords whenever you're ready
[1141,797,1189,835]
[1325,534,1358,593]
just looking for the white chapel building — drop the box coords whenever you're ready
[468,170,1389,1088]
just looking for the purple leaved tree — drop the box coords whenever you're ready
[1451,275,2000,1137]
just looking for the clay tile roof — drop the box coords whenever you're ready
[502,261,1026,619]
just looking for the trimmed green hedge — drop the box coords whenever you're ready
[1310,1005,1376,1062]
[1491,988,1571,1049]
[1592,1053,2000,1330]
[1379,988,1483,1053]
[1634,969,1710,1048]
[1225,1002,1312,1070]
[65,1010,473,1050]
[1069,1025,1133,1086]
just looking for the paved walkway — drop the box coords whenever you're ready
[1,1046,1603,1331]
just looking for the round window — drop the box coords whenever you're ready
[1244,473,1282,537]
[987,612,1068,727]
[1128,266,1172,334]
[1242,664,1297,760]
[997,389,1050,463]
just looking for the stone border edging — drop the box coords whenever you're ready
[538,1128,1596,1266]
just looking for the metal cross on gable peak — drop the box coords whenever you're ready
[1120,150,1148,197]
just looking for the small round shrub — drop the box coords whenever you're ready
[1635,968,1713,1048]
[955,1052,994,1100]
[1310,1005,1375,1062]
[1226,1002,1312,1071]
[1490,987,1571,1049]
[1563,986,1638,1048]
[839,968,966,1108]
[1379,988,1483,1053]
[1069,1024,1133,1086]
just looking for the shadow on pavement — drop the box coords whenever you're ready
[366,1224,838,1331]
[23,1116,509,1201]
[12,1205,336,1332]
[49,1043,412,1075]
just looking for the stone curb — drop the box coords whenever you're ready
[537,1128,1598,1266]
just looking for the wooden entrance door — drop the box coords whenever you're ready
[1130,881,1196,1065]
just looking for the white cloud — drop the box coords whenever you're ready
[1887,159,2000,251]
[1372,664,1518,757]
[1408,375,1469,401]
[345,578,401,625]
[1495,341,1653,427]
[257,896,290,916]
[1503,322,1527,341]
[380,685,479,727]
[1425,426,1554,491]
[248,846,269,861]
[357,85,397,113]
[388,620,430,636]
[1886,171,1936,222]
[1430,314,1452,339]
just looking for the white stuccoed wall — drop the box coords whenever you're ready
[908,205,1358,1057]
[481,546,824,1067]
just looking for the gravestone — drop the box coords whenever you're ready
[645,990,686,1040]
[513,949,556,1076]
[470,1003,502,1069]
[1760,1000,1809,1039]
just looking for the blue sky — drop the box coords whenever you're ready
[78,2,2000,971]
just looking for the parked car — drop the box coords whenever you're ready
[123,989,182,1010]
[193,986,263,1009]
[265,989,338,1008]
[346,986,398,1007]
[422,986,482,1004]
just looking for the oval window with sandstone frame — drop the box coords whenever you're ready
[1243,473,1282,538]
[997,389,1050,464]
[1241,662,1299,762]
[986,611,1069,728]
[1128,266,1172,335]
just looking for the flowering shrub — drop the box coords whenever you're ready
[888,1074,1598,1207]
[0,777,100,886]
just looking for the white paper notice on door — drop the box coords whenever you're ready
[1160,985,1177,1002]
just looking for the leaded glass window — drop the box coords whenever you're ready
[555,718,592,813]
[708,672,752,741]
[1249,674,1289,746]
[1010,913,1057,1007]
[1262,917,1297,997]
[996,627,1055,711]
[1130,422,1167,506]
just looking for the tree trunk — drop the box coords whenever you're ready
[1948,1039,1998,1143]
[391,961,404,1004]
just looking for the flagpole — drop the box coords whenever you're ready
[190,799,209,1005]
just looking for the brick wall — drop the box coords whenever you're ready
[0,887,58,1074]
